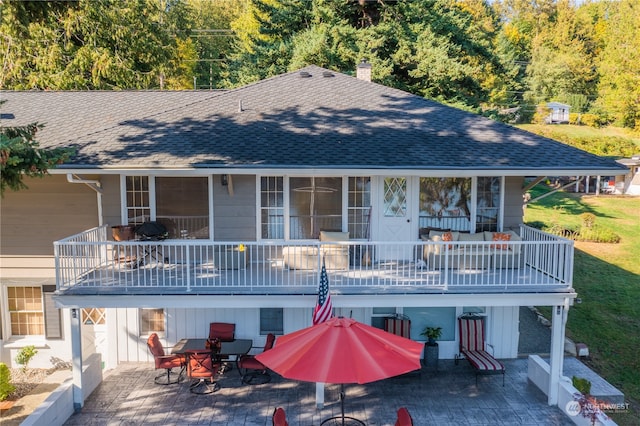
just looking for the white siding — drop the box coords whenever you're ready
[486,306,519,358]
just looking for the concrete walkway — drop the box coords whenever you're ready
[65,358,573,426]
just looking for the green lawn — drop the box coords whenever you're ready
[524,191,640,424]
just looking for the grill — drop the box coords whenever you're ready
[135,221,169,241]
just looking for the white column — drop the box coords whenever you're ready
[70,308,84,411]
[548,304,568,405]
[596,176,601,195]
[316,382,325,408]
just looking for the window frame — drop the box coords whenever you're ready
[139,308,166,337]
[4,285,62,340]
[259,308,284,335]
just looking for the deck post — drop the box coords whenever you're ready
[548,303,568,405]
[70,307,84,411]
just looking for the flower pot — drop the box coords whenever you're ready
[423,343,439,371]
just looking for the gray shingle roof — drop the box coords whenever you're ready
[0,65,626,175]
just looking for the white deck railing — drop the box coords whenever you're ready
[54,225,574,294]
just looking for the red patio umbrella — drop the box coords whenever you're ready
[255,316,423,425]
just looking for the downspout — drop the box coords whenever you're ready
[66,174,103,226]
[65,175,101,410]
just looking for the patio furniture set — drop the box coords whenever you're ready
[147,316,503,423]
[146,322,275,394]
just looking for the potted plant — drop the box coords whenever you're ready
[421,326,442,346]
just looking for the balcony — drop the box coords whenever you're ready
[54,225,573,296]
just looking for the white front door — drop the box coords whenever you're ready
[377,176,414,260]
[81,308,108,362]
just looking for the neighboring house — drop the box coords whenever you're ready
[0,65,627,410]
[603,155,640,195]
[546,102,570,124]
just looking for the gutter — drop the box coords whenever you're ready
[66,174,103,226]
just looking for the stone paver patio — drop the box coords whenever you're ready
[64,358,573,425]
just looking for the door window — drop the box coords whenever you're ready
[383,177,407,217]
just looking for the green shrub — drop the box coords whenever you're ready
[15,345,38,371]
[580,113,603,128]
[580,213,596,228]
[573,376,592,395]
[576,226,621,243]
[0,363,15,401]
[569,113,580,125]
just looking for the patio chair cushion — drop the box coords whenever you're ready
[238,333,275,384]
[460,349,505,372]
[283,231,349,270]
[272,407,288,426]
[457,315,505,385]
[209,322,235,342]
[147,333,183,370]
[395,407,413,426]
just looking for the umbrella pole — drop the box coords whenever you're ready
[340,384,345,426]
[320,384,364,426]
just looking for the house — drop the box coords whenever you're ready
[0,65,627,412]
[600,155,640,195]
[546,102,570,124]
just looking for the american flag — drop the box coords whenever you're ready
[312,258,332,325]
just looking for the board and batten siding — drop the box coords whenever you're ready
[107,306,521,365]
[486,306,519,359]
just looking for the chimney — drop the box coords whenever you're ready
[356,59,372,82]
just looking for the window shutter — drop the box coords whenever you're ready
[43,286,62,339]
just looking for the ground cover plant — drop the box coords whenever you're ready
[524,190,640,424]
[518,124,640,158]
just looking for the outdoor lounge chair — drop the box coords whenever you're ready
[395,407,414,426]
[455,314,505,386]
[237,333,275,384]
[146,333,185,385]
[272,407,289,426]
[185,349,221,394]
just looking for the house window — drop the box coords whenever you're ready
[348,177,371,239]
[419,178,472,231]
[140,309,165,335]
[260,308,283,335]
[290,177,342,239]
[260,177,284,239]
[7,285,61,338]
[405,307,456,342]
[156,177,209,239]
[126,176,150,225]
[476,177,501,232]
[260,176,344,240]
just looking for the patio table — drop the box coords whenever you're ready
[172,338,252,357]
[171,338,252,372]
